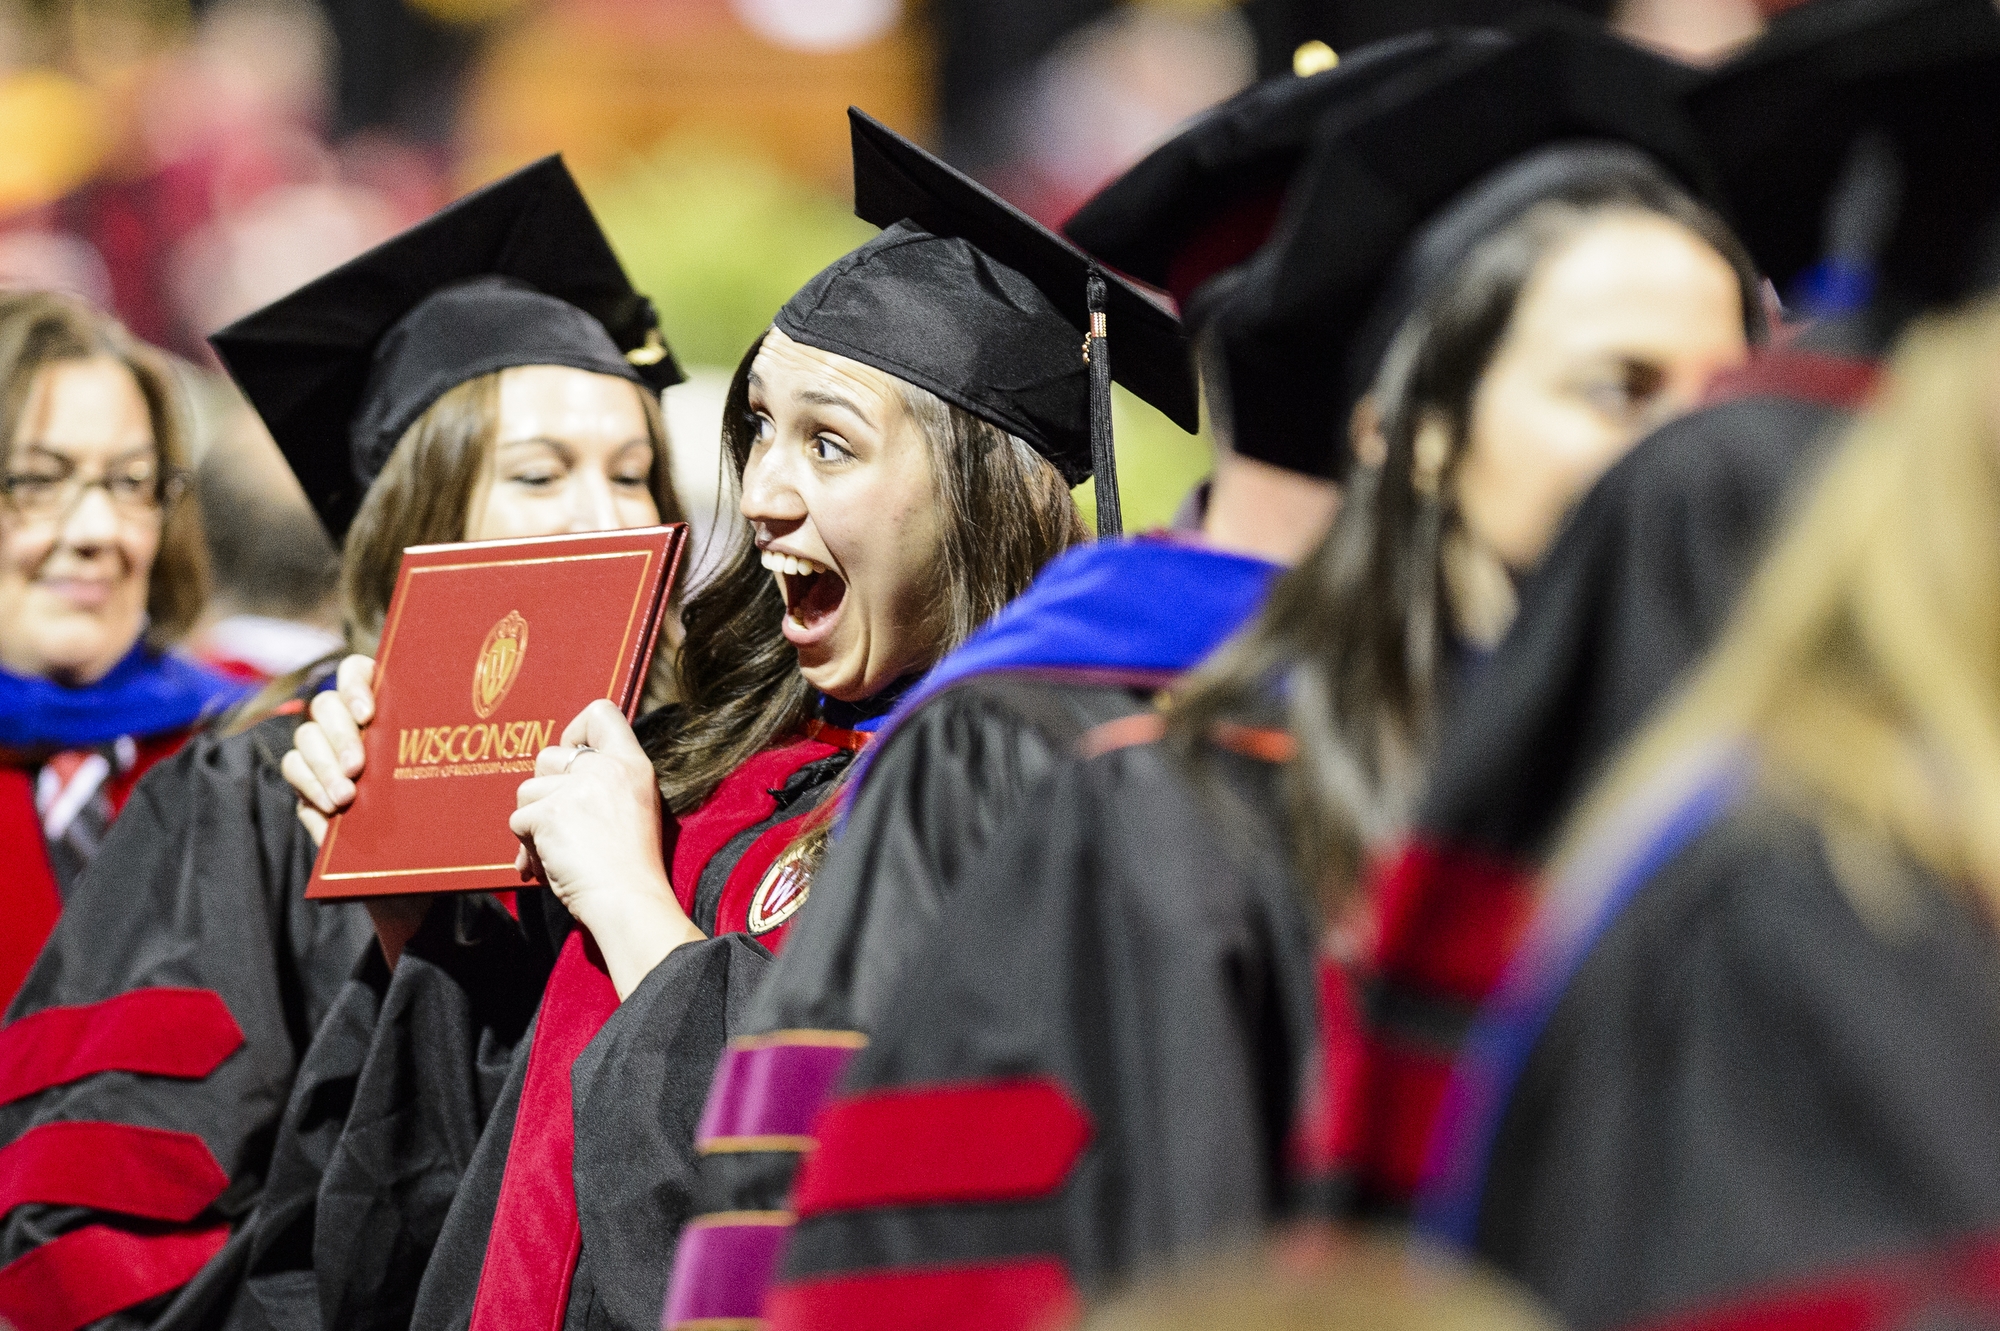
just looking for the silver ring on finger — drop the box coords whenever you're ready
[562,744,596,775]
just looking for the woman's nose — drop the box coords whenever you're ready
[739,448,807,526]
[55,482,121,551]
[570,470,621,533]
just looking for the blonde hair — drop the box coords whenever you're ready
[1561,297,2000,903]
[1080,1235,1558,1331]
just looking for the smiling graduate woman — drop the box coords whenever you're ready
[267,112,1194,1331]
[0,158,690,1331]
[0,294,248,1007]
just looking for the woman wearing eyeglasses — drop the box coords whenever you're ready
[0,291,247,1009]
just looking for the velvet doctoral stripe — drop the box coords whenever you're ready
[0,772,62,1010]
[0,1120,227,1221]
[0,988,243,1105]
[0,1223,228,1331]
[764,1257,1081,1331]
[467,931,619,1331]
[791,1076,1093,1217]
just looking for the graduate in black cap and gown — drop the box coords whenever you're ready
[0,155,687,1331]
[262,110,1194,1331]
[750,20,1762,1331]
[1415,302,2000,1331]
[1342,0,2000,1229]
[1376,5,2000,1327]
[662,34,1502,1330]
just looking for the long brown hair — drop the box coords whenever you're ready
[1169,173,1759,912]
[1561,298,2000,909]
[0,290,208,649]
[655,331,1088,816]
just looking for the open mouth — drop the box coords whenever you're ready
[761,549,847,637]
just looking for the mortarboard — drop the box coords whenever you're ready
[210,155,683,543]
[773,109,1198,536]
[1210,16,1740,480]
[1063,29,1503,312]
[1686,0,2000,311]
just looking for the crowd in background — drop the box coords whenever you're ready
[7,0,1992,1329]
[0,0,1808,598]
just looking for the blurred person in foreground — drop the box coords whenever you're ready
[1339,0,2000,1228]
[1080,1233,1557,1331]
[665,31,1490,1328]
[1417,296,2000,1331]
[263,113,1188,1331]
[751,23,1758,1331]
[0,290,245,1007]
[0,158,684,1331]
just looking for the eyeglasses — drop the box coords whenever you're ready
[0,459,190,521]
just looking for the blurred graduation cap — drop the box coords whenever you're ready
[773,108,1198,536]
[1686,0,2000,314]
[211,156,684,543]
[1211,15,1734,479]
[1064,29,1504,311]
[1063,28,1503,479]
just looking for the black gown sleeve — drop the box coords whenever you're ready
[771,741,1323,1324]
[1477,801,2000,1330]
[0,713,373,1331]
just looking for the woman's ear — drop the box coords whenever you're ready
[1348,395,1388,470]
[1411,411,1452,498]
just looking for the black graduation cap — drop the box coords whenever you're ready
[1210,15,1733,479]
[211,155,684,543]
[772,109,1198,536]
[1063,29,1504,310]
[1686,0,2000,310]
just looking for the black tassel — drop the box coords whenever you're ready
[1086,269,1121,538]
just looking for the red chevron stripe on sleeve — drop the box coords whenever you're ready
[792,1076,1091,1218]
[0,989,243,1107]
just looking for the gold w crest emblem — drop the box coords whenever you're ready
[472,611,529,719]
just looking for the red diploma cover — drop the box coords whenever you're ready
[305,525,687,900]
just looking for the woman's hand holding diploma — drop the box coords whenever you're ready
[280,652,431,965]
[514,699,706,1000]
[283,653,377,844]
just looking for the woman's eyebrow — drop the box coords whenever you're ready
[795,387,871,421]
[9,442,154,467]
[495,435,577,458]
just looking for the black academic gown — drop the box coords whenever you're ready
[0,709,373,1331]
[763,712,1325,1331]
[184,707,862,1331]
[1441,775,2000,1330]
